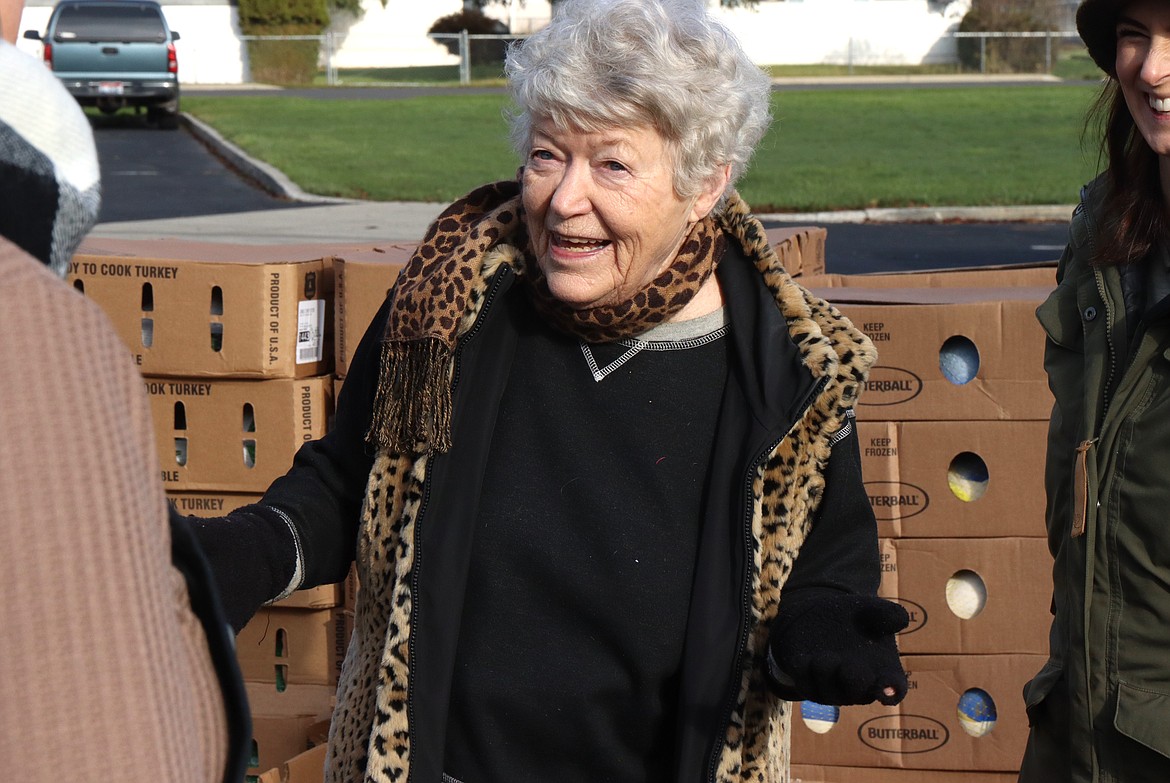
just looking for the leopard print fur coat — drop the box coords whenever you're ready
[324,192,876,783]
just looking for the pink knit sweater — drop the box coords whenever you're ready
[0,236,229,781]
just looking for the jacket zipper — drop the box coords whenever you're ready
[705,374,829,783]
[1094,269,1119,419]
[1079,199,1118,421]
[406,267,512,776]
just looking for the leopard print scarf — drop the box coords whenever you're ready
[367,179,724,455]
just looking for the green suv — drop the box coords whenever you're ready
[24,0,181,129]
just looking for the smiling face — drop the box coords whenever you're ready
[521,118,726,311]
[1117,0,1170,159]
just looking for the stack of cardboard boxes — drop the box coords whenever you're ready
[789,265,1060,783]
[70,238,351,780]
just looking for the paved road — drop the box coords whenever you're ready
[89,103,1072,274]
[89,112,307,223]
[763,219,1068,275]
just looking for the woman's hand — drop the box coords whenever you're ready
[766,592,909,706]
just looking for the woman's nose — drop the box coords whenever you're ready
[1142,35,1170,86]
[549,162,591,218]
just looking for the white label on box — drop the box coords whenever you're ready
[296,299,325,364]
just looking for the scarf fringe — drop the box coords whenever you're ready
[367,337,453,454]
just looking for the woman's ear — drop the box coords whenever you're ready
[689,164,732,222]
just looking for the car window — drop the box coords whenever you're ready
[54,4,167,43]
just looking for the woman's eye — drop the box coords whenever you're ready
[531,149,555,162]
[1117,24,1146,40]
[603,161,628,173]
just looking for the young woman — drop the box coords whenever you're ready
[1021,1,1170,780]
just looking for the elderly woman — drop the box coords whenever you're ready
[186,1,907,780]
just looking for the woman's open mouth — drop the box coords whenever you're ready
[1148,93,1170,114]
[551,233,611,254]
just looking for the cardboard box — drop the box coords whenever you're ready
[249,716,329,780]
[71,238,335,379]
[146,375,331,493]
[878,538,1052,655]
[802,262,1056,291]
[237,607,353,688]
[858,419,1048,538]
[167,491,263,516]
[245,681,336,722]
[791,654,1044,772]
[792,764,1017,783]
[246,682,332,782]
[333,245,412,378]
[271,565,359,612]
[766,226,827,278]
[806,286,1053,420]
[258,742,328,783]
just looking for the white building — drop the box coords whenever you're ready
[17,0,972,85]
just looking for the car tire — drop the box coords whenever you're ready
[150,99,180,130]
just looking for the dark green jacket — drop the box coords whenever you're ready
[1021,176,1170,782]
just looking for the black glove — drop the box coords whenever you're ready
[172,504,299,634]
[767,592,909,706]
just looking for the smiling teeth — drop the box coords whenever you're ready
[1150,95,1170,112]
[558,236,605,249]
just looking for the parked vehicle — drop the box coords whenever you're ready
[24,0,181,129]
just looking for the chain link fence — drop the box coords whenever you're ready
[239,31,1097,87]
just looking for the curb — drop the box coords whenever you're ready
[180,112,360,205]
[181,111,1075,224]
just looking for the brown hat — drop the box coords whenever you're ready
[1078,0,1124,75]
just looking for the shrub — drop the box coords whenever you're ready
[428,9,510,66]
[957,0,1051,74]
[238,0,329,85]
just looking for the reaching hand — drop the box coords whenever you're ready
[174,505,298,634]
[767,592,909,706]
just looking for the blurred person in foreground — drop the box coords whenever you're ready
[0,12,249,782]
[1021,0,1170,780]
[183,1,908,780]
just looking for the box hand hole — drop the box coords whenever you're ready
[945,569,987,620]
[800,701,840,734]
[947,451,988,502]
[939,335,980,385]
[957,687,997,737]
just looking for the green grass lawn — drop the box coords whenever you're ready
[183,84,1104,211]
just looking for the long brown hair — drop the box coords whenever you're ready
[1089,80,1167,266]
